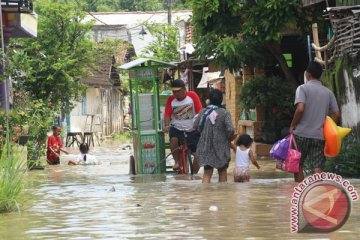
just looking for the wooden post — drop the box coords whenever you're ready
[312,23,323,61]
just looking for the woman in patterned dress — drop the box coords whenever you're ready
[194,89,235,183]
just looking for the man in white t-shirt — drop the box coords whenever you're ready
[164,80,203,172]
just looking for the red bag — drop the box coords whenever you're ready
[283,134,301,173]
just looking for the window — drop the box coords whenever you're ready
[283,53,293,68]
[82,95,87,116]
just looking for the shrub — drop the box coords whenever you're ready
[324,133,360,178]
[240,75,294,110]
[0,93,58,162]
[0,142,27,213]
[240,75,295,142]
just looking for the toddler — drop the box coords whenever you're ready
[233,134,260,182]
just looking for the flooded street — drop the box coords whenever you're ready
[0,141,359,239]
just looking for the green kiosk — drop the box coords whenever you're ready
[119,58,176,174]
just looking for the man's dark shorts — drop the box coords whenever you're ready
[169,127,200,152]
[294,134,325,169]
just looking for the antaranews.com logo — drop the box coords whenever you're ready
[290,172,359,233]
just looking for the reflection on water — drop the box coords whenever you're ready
[0,142,359,239]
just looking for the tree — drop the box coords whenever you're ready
[123,0,163,11]
[84,0,163,11]
[141,23,180,62]
[83,0,188,12]
[189,0,322,88]
[6,0,96,110]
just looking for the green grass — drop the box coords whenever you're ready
[0,143,27,213]
[111,131,133,143]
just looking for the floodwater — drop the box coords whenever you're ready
[0,141,359,239]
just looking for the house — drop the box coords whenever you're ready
[65,11,192,142]
[84,11,192,56]
[67,41,135,142]
[177,18,195,61]
[302,0,360,133]
[0,0,37,110]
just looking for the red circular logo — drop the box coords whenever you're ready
[301,182,350,232]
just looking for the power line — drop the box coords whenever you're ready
[93,27,148,39]
[74,0,109,25]
[74,1,183,42]
[75,0,157,30]
[89,12,156,31]
[88,11,110,25]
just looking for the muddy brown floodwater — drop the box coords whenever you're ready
[0,141,359,239]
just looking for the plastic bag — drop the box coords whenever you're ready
[270,135,290,160]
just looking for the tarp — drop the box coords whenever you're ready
[197,67,221,88]
[118,58,176,70]
[179,43,195,54]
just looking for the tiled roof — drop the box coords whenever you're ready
[81,42,135,87]
[185,22,193,44]
[81,56,113,87]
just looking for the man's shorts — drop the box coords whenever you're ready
[169,127,200,152]
[294,134,325,169]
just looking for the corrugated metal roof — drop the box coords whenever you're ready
[84,11,192,26]
[85,11,192,58]
[118,58,176,70]
[328,5,360,11]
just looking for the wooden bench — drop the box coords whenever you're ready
[65,132,83,147]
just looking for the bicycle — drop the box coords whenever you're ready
[151,131,194,174]
[176,132,194,174]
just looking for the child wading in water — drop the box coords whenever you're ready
[233,134,260,182]
[68,143,100,165]
[47,125,69,165]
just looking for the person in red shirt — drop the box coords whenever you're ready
[164,79,203,172]
[47,125,69,165]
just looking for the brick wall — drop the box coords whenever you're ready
[224,70,242,126]
[225,66,272,158]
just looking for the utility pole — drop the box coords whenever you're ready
[0,0,11,155]
[0,0,8,112]
[167,0,172,25]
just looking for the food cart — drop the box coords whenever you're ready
[118,58,176,174]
